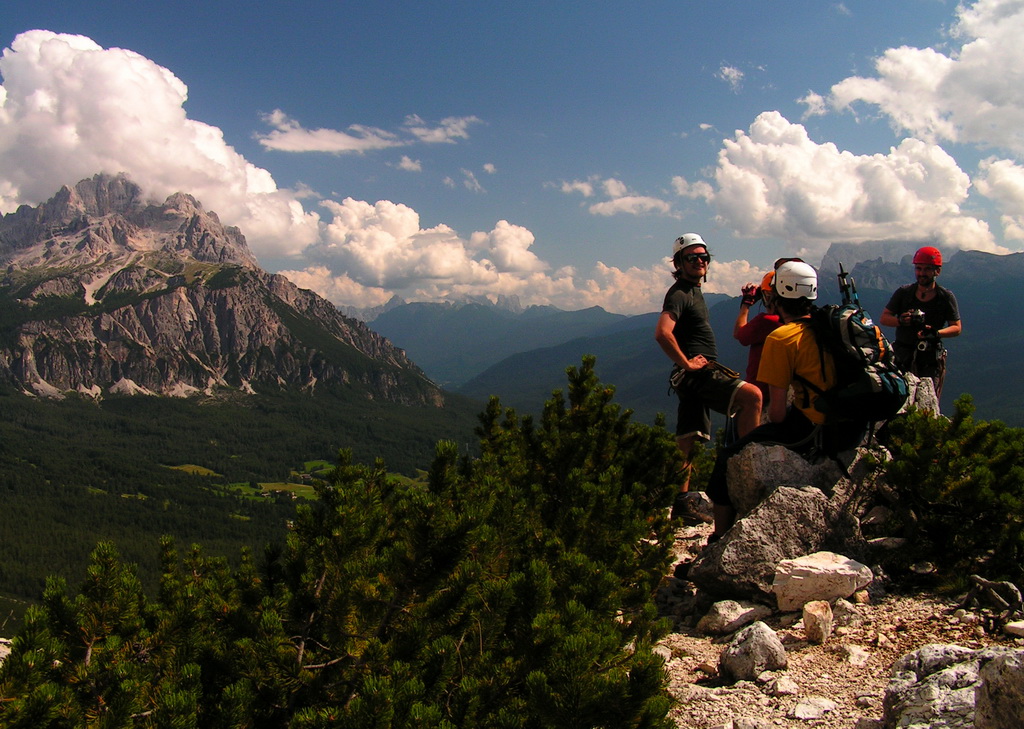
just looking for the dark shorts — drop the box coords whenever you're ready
[895,343,946,379]
[674,366,745,441]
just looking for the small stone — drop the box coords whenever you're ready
[854,719,882,729]
[844,644,871,666]
[803,600,834,644]
[788,696,837,719]
[765,676,800,696]
[854,589,871,604]
[855,694,879,709]
[1003,621,1024,637]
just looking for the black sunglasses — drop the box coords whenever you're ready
[682,252,711,264]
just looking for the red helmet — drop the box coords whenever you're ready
[913,246,942,267]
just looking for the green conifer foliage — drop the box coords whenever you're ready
[0,357,680,728]
[883,395,1024,585]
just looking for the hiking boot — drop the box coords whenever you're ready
[671,491,714,524]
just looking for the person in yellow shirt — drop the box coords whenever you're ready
[702,261,865,541]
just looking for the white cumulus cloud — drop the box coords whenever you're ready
[394,155,423,172]
[559,175,674,217]
[468,220,547,273]
[403,114,482,143]
[0,30,320,258]
[975,157,1024,241]
[820,0,1024,156]
[717,65,744,91]
[709,111,998,255]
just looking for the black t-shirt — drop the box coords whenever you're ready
[885,284,960,349]
[662,278,718,359]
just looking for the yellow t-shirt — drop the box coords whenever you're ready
[756,319,836,425]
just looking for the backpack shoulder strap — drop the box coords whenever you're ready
[793,313,828,409]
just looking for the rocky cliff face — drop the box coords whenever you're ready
[0,174,442,405]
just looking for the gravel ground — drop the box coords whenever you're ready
[656,524,1023,729]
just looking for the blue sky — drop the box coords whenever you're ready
[2,0,1022,314]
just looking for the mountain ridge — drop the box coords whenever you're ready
[0,174,443,405]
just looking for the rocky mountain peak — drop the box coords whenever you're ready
[65,173,146,218]
[0,175,443,406]
[0,172,258,271]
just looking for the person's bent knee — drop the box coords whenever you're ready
[736,382,762,409]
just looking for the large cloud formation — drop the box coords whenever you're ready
[825,0,1024,155]
[710,111,998,253]
[0,30,693,314]
[797,0,1024,247]
[4,1,1024,317]
[0,30,320,257]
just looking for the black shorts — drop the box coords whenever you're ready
[674,366,745,441]
[895,343,945,379]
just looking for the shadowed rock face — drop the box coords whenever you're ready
[0,174,442,405]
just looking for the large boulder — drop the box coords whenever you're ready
[773,551,873,612]
[975,650,1024,729]
[718,621,788,682]
[882,644,1024,729]
[727,444,844,517]
[689,485,831,601]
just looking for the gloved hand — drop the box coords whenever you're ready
[740,283,758,307]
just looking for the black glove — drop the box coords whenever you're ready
[740,284,758,307]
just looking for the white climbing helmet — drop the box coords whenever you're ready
[774,260,818,300]
[672,233,707,257]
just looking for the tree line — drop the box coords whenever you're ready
[0,384,481,627]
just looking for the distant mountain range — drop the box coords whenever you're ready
[0,174,443,407]
[370,301,634,388]
[5,176,1016,427]
[367,248,1024,427]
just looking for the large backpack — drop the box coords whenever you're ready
[796,303,909,425]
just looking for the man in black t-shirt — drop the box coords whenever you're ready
[880,246,961,399]
[655,234,762,499]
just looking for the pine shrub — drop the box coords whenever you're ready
[0,356,680,728]
[883,395,1024,585]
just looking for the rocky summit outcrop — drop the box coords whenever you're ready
[0,174,442,405]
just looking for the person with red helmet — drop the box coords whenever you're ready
[655,233,763,513]
[880,246,961,399]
